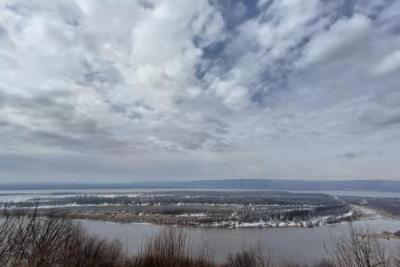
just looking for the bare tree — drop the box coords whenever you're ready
[0,207,125,267]
[326,225,390,267]
[1,207,398,267]
[223,243,272,267]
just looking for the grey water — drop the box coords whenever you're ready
[80,217,400,264]
[2,188,400,263]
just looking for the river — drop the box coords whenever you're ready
[80,214,400,264]
[2,188,400,263]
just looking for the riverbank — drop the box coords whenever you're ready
[64,207,357,228]
[79,211,400,265]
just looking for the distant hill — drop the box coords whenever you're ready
[1,179,400,192]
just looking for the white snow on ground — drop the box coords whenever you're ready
[340,211,354,218]
[205,208,356,229]
[0,193,142,203]
[350,204,387,221]
[84,194,140,198]
[176,213,207,217]
[2,203,124,209]
[351,205,377,216]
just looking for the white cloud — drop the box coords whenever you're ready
[298,14,372,67]
[373,50,400,75]
[0,0,400,182]
[212,75,250,110]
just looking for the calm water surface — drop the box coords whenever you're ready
[2,188,400,263]
[80,217,400,264]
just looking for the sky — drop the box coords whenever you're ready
[0,0,400,183]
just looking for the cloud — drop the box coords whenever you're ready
[298,14,372,67]
[373,50,400,75]
[0,0,400,182]
[341,152,358,159]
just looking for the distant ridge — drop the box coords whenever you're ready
[1,179,400,192]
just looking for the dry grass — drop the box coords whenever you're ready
[222,244,272,267]
[131,228,215,267]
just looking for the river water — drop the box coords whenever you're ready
[2,188,400,263]
[80,215,400,264]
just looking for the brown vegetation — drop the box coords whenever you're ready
[0,208,125,267]
[0,208,399,267]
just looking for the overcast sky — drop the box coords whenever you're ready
[0,0,400,183]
